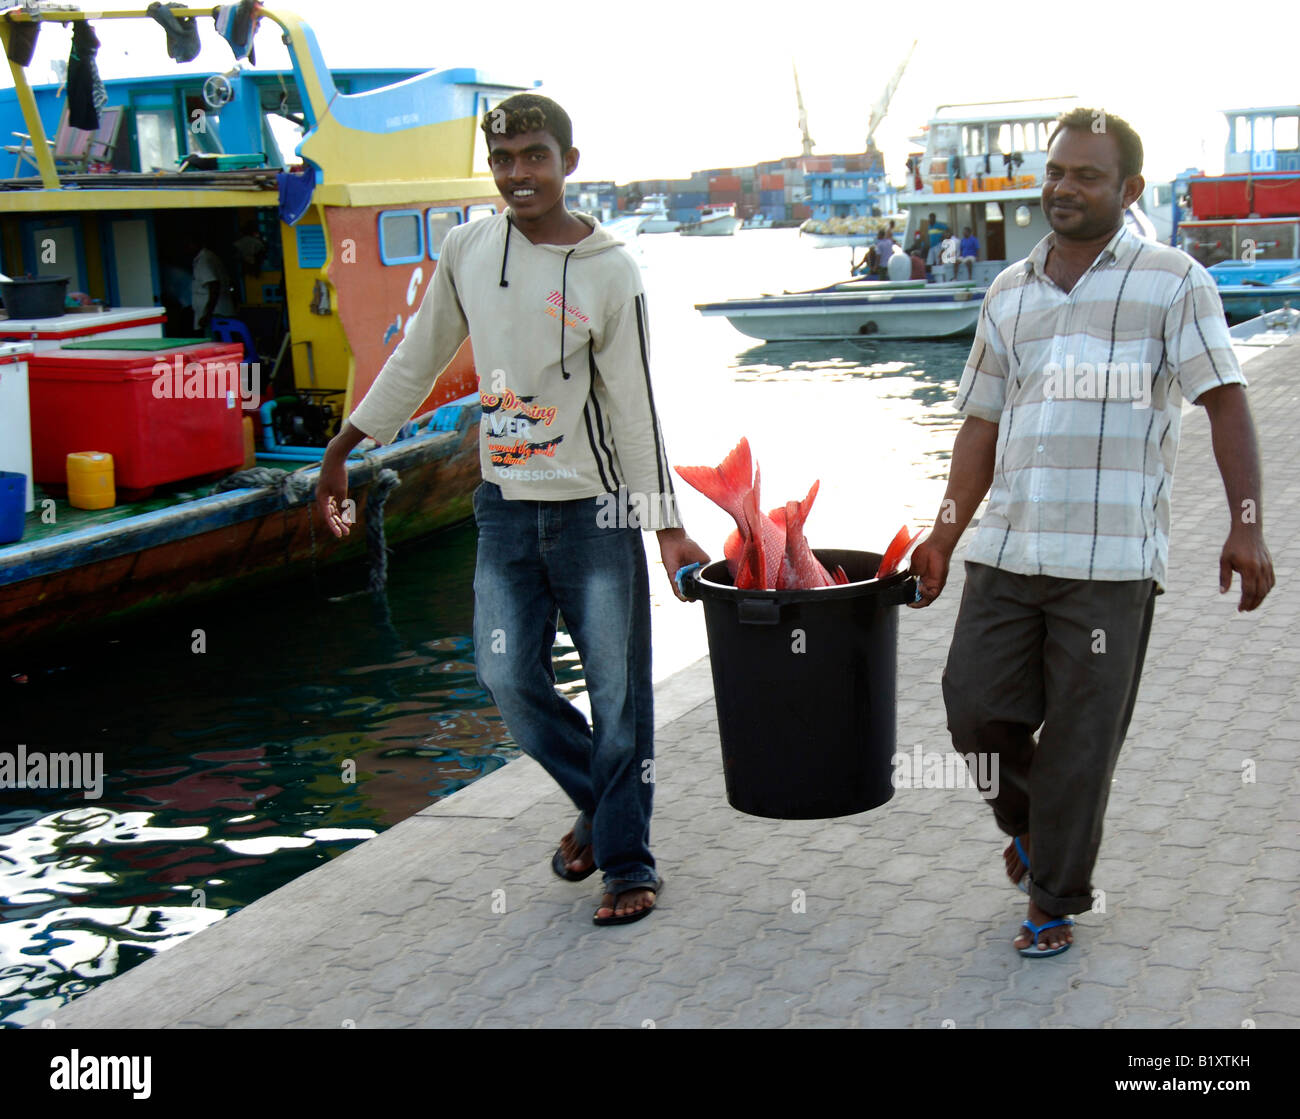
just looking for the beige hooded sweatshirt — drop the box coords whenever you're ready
[347,211,680,529]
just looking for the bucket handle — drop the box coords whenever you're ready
[879,574,921,607]
[675,561,702,600]
[737,598,781,625]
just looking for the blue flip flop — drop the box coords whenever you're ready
[1017,916,1074,958]
[1013,836,1031,895]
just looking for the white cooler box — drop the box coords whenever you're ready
[0,342,34,512]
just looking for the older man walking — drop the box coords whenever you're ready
[908,108,1275,957]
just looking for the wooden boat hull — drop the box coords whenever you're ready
[0,401,482,652]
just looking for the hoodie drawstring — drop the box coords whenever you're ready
[499,213,584,380]
[559,247,575,379]
[499,214,513,287]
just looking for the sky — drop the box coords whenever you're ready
[5,0,1300,185]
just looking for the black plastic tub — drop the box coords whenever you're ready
[682,549,917,819]
[0,275,69,319]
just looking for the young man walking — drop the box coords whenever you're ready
[317,94,708,925]
[908,108,1274,957]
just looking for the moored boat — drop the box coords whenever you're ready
[629,193,680,233]
[1173,105,1300,323]
[696,277,984,342]
[0,5,532,649]
[679,203,742,237]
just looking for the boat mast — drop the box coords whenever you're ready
[793,61,814,157]
[866,39,916,153]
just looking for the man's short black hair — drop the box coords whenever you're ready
[481,93,573,153]
[1048,107,1143,182]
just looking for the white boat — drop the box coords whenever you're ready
[696,278,984,341]
[1229,305,1300,353]
[679,203,742,237]
[630,194,680,233]
[894,96,1158,283]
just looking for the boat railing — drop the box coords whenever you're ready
[2,6,492,193]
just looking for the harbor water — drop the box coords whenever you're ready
[0,227,969,1027]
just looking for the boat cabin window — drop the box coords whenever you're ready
[1274,115,1298,152]
[1234,116,1251,154]
[136,109,180,173]
[993,123,1010,154]
[265,114,303,168]
[427,208,461,260]
[465,204,496,222]
[1254,117,1274,153]
[183,93,224,155]
[1038,121,1052,150]
[378,210,425,265]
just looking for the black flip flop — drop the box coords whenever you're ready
[551,814,596,882]
[593,877,662,926]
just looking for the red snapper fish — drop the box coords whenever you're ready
[675,438,849,590]
[876,525,924,578]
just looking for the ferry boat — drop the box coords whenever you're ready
[679,202,742,237]
[629,193,680,233]
[1173,105,1300,323]
[697,97,1162,344]
[0,5,532,650]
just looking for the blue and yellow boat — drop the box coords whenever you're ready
[0,6,532,651]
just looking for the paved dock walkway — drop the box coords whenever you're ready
[45,340,1298,1029]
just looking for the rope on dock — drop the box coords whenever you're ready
[365,468,402,593]
[214,467,316,502]
[214,462,398,594]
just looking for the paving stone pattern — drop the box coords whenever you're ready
[44,341,1299,1029]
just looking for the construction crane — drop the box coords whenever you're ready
[793,61,814,157]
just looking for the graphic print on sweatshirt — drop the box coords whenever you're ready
[544,289,590,331]
[480,383,565,470]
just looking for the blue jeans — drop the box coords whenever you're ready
[471,482,656,889]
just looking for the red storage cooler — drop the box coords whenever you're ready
[28,341,247,491]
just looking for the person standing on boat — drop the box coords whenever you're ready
[908,107,1274,958]
[317,93,708,927]
[873,228,896,280]
[926,211,949,252]
[187,232,235,335]
[958,227,979,280]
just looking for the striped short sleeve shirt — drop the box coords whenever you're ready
[954,224,1245,589]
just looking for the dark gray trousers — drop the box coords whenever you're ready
[942,561,1158,916]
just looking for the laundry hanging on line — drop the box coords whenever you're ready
[213,0,264,66]
[2,14,40,67]
[147,1,201,63]
[67,21,108,131]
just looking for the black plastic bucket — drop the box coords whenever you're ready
[682,549,917,819]
[0,275,69,319]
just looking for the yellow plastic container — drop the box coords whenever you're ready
[242,415,257,469]
[67,451,115,510]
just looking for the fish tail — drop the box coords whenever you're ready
[673,437,752,522]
